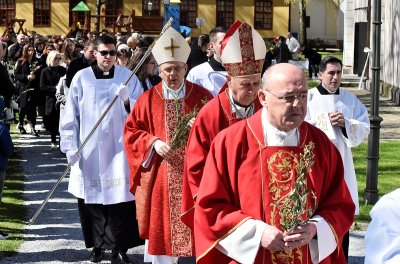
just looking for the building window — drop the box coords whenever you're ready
[216,0,234,29]
[254,0,272,30]
[143,0,160,16]
[0,0,15,26]
[105,0,123,28]
[180,0,197,28]
[69,0,87,27]
[34,0,51,27]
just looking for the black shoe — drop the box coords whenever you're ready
[111,251,134,264]
[18,125,27,134]
[90,247,104,263]
[31,129,39,137]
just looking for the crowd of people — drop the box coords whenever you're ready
[1,20,395,264]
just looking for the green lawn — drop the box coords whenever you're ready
[0,125,26,258]
[353,140,400,222]
[319,51,343,62]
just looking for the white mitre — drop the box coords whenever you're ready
[151,27,190,65]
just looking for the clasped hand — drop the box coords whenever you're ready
[329,111,345,127]
[260,222,317,252]
[154,140,173,159]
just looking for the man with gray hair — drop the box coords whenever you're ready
[194,63,354,264]
[8,33,26,61]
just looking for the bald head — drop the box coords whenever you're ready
[259,63,308,131]
[262,63,307,92]
[17,34,26,44]
[127,36,138,49]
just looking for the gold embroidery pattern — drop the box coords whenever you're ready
[316,113,330,134]
[349,122,358,143]
[165,99,192,256]
[267,143,317,263]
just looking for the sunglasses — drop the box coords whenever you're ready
[54,57,62,60]
[97,50,117,56]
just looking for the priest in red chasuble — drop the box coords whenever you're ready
[181,20,265,230]
[194,63,355,264]
[123,27,213,264]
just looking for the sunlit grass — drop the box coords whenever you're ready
[319,51,343,62]
[0,125,26,259]
[353,141,400,222]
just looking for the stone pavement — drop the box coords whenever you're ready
[346,87,400,141]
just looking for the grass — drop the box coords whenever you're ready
[0,124,26,259]
[353,140,400,222]
[319,51,343,62]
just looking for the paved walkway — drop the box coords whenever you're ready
[346,87,400,141]
[1,87,398,263]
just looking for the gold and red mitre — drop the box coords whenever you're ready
[220,20,266,77]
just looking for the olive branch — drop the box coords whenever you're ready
[279,142,317,232]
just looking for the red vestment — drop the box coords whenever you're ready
[194,110,355,264]
[124,81,213,256]
[181,89,262,230]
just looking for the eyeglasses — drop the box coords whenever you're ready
[54,57,62,60]
[97,50,117,57]
[266,90,308,104]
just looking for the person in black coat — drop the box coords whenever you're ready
[40,50,66,149]
[186,34,209,72]
[14,44,41,135]
[274,36,291,63]
[8,34,26,62]
[300,45,322,79]
[0,41,18,108]
[65,40,96,88]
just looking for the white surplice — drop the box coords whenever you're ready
[186,61,227,96]
[365,188,400,264]
[306,87,370,214]
[59,65,143,205]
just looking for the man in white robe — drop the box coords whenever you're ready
[186,27,227,96]
[59,35,143,263]
[286,32,300,59]
[305,55,370,261]
[365,188,400,264]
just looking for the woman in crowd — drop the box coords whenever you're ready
[14,44,40,135]
[40,50,66,149]
[128,47,161,91]
[60,39,78,68]
[116,48,131,67]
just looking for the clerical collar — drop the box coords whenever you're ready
[228,89,254,119]
[162,80,185,99]
[317,83,340,95]
[208,57,226,71]
[91,64,115,79]
[261,108,299,146]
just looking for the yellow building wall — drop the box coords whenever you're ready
[190,0,288,38]
[1,0,288,38]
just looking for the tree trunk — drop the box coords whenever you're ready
[298,0,307,47]
[95,0,102,32]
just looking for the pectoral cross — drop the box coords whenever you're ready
[164,38,180,57]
